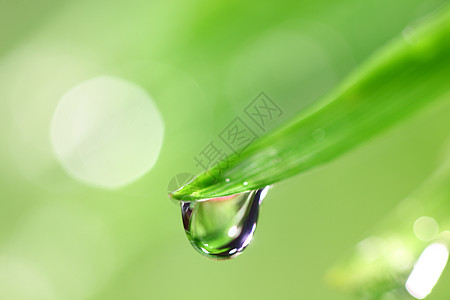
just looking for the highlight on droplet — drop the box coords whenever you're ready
[405,243,449,299]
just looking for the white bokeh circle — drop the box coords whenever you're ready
[51,76,164,188]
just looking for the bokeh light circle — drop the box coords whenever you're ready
[51,76,164,188]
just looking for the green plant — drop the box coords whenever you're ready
[170,5,450,201]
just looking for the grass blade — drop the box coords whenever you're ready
[171,6,450,201]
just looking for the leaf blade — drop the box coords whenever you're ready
[171,6,450,201]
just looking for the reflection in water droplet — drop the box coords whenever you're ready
[181,186,269,259]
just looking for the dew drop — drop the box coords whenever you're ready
[180,186,269,259]
[312,128,326,141]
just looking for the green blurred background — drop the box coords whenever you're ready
[1,0,450,299]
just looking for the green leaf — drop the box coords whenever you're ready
[171,6,450,201]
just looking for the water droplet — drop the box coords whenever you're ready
[180,186,269,259]
[312,128,325,141]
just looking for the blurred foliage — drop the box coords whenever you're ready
[328,155,450,299]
